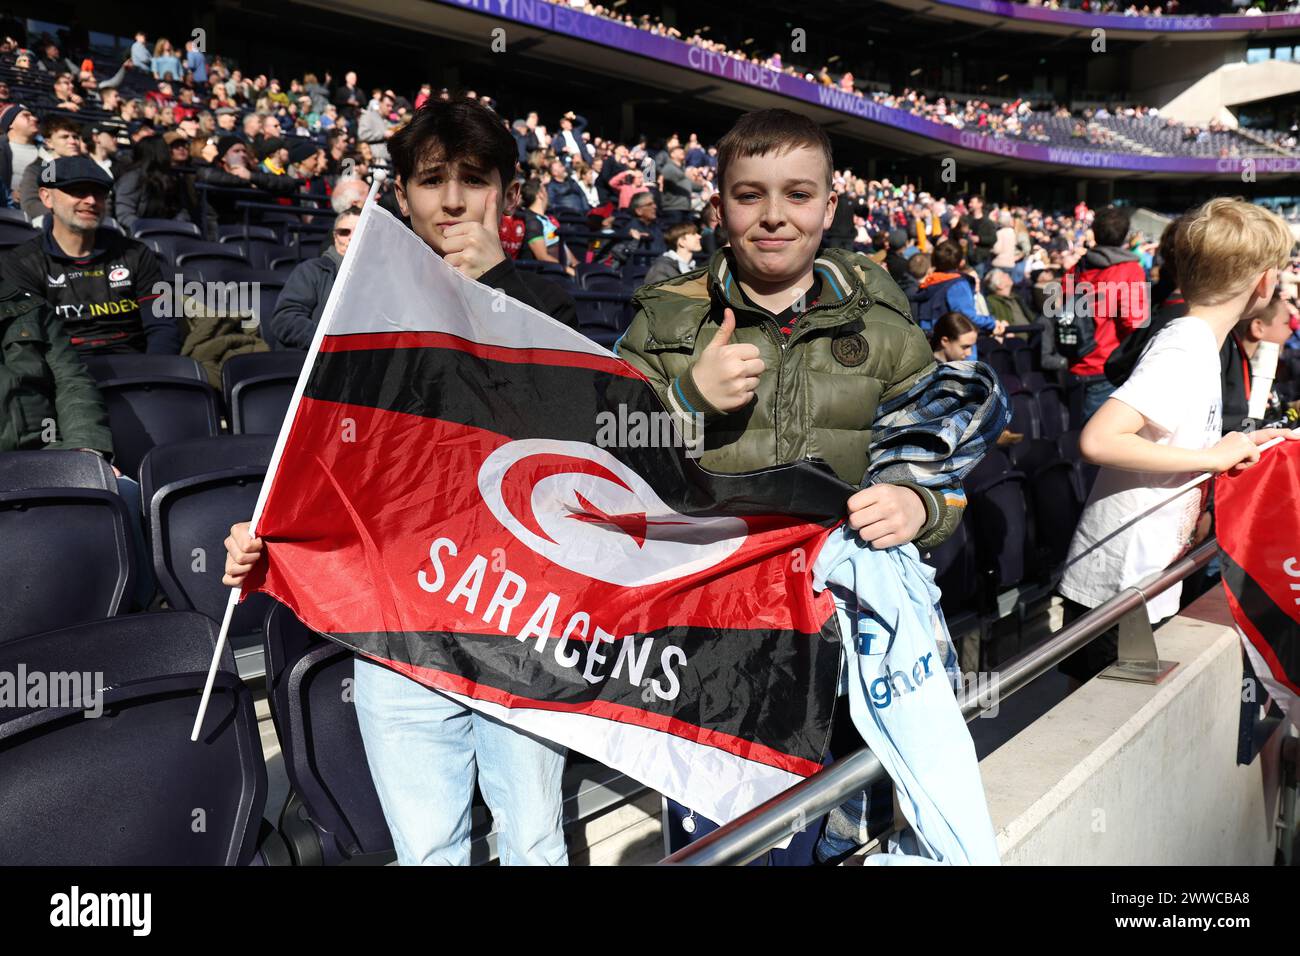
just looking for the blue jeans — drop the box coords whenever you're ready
[352,656,569,865]
[1079,374,1117,423]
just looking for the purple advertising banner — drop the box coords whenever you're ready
[923,0,1300,35]
[438,0,1300,175]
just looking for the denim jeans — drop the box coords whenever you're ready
[1079,374,1117,423]
[352,656,569,865]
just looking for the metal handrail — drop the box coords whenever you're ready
[659,538,1219,865]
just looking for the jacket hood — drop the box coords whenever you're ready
[1080,245,1139,271]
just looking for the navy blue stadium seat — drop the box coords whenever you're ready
[89,367,223,478]
[581,269,625,293]
[267,254,300,275]
[174,238,251,272]
[921,520,981,637]
[967,469,1030,593]
[263,601,395,865]
[0,207,31,226]
[985,348,1016,379]
[131,218,201,240]
[1008,392,1040,440]
[218,224,278,243]
[1007,437,1059,478]
[221,350,306,434]
[0,612,270,864]
[139,436,276,657]
[572,290,633,348]
[0,220,38,247]
[0,451,135,642]
[81,353,208,384]
[224,237,286,271]
[1035,385,1069,441]
[1029,460,1083,570]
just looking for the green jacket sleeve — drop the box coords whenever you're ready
[614,302,720,454]
[43,307,113,457]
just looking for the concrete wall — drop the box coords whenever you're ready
[1161,60,1300,126]
[983,588,1288,865]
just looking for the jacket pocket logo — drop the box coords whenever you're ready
[831,333,869,367]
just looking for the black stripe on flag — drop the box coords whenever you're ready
[1221,548,1300,689]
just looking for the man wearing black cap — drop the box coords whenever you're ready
[287,139,327,203]
[0,103,39,203]
[194,134,296,223]
[1,155,175,354]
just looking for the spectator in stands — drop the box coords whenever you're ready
[881,227,911,283]
[659,144,704,223]
[257,137,289,176]
[553,110,591,164]
[333,70,363,123]
[518,176,575,275]
[962,194,997,278]
[357,92,394,166]
[617,108,963,863]
[129,30,151,71]
[620,190,665,255]
[545,159,588,215]
[225,96,577,867]
[152,38,181,81]
[1221,287,1297,431]
[1066,204,1149,422]
[930,311,978,362]
[184,38,207,84]
[1,103,39,205]
[19,114,85,224]
[287,139,328,205]
[1059,198,1298,685]
[573,161,600,208]
[3,156,174,354]
[642,221,701,285]
[912,240,1001,339]
[239,111,261,145]
[89,124,119,179]
[271,205,358,350]
[899,250,930,310]
[111,136,207,236]
[985,268,1034,327]
[47,72,83,112]
[194,136,294,217]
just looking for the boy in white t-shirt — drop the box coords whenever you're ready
[1059,198,1300,682]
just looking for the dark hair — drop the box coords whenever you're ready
[929,311,976,350]
[40,113,81,139]
[932,240,963,273]
[1155,211,1191,290]
[520,177,544,208]
[664,221,698,248]
[1092,205,1132,248]
[715,108,833,192]
[389,96,517,193]
[126,136,192,218]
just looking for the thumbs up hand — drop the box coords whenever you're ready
[441,186,507,280]
[689,308,765,412]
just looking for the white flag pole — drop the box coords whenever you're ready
[1063,429,1294,572]
[190,173,388,742]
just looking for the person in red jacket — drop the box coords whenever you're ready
[1069,205,1149,421]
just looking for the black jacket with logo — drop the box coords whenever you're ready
[0,226,177,354]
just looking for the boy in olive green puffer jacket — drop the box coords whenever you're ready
[616,109,963,551]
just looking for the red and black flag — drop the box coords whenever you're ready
[1216,439,1300,716]
[242,204,850,823]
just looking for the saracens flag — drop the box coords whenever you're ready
[240,201,852,825]
[1216,439,1300,716]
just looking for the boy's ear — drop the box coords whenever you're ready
[823,188,838,232]
[504,178,522,212]
[394,175,410,217]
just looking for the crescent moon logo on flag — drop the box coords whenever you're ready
[477,439,749,586]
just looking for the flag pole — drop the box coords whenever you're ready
[1063,429,1295,572]
[190,173,389,742]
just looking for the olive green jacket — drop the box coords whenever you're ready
[0,279,112,456]
[616,246,963,550]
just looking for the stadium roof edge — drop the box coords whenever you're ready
[879,0,1300,39]
[296,0,1300,179]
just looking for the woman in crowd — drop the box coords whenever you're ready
[931,311,978,363]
